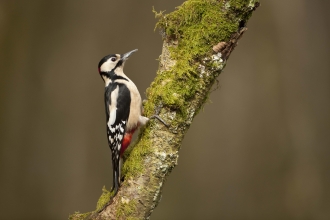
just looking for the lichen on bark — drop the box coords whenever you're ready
[69,0,259,219]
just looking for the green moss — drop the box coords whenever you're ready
[229,0,259,10]
[95,186,113,212]
[122,125,153,178]
[229,0,248,9]
[150,0,240,116]
[155,0,238,59]
[227,0,259,21]
[68,211,92,220]
[115,199,137,219]
[146,71,199,115]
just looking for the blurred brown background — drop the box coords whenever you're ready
[1,1,329,219]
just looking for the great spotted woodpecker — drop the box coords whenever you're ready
[98,49,167,196]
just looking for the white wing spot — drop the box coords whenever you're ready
[119,124,124,133]
[109,126,115,133]
[118,134,123,141]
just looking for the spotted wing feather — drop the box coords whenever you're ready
[105,83,131,155]
[105,82,131,191]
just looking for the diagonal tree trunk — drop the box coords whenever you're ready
[70,0,259,219]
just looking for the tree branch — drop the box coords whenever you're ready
[70,0,259,219]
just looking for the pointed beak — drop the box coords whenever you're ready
[121,49,138,62]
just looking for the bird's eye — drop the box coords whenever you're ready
[111,57,116,62]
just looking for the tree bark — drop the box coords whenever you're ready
[70,0,259,219]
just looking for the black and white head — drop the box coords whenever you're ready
[98,49,138,78]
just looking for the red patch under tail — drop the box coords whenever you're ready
[120,129,136,157]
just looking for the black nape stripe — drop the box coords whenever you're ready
[102,71,129,82]
[111,73,129,82]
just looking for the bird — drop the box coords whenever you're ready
[97,49,167,196]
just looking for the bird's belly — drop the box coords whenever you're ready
[126,91,142,131]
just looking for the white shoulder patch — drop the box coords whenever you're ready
[107,85,119,127]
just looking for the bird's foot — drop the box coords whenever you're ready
[150,114,169,127]
[150,104,169,127]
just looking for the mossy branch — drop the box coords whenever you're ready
[69,0,259,219]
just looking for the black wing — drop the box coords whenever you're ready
[105,82,131,154]
[104,82,131,192]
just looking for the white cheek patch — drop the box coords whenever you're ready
[100,59,117,72]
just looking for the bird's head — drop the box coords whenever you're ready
[98,49,138,76]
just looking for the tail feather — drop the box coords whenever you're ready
[110,156,120,196]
